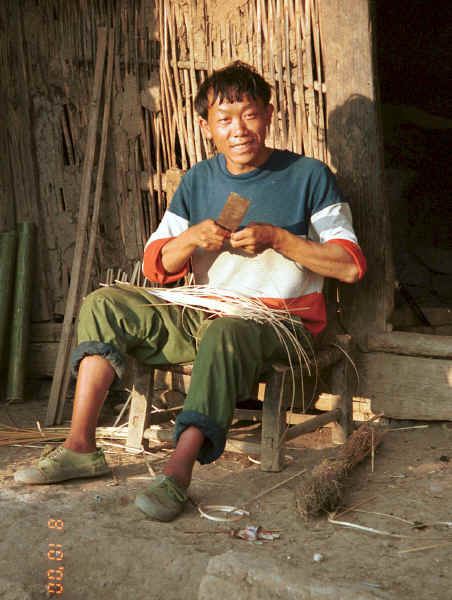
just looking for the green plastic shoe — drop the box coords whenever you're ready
[135,474,188,521]
[14,445,111,485]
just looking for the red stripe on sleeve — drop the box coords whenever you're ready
[326,239,367,280]
[142,238,189,284]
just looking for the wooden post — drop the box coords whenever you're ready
[328,335,354,443]
[0,231,17,370]
[260,367,286,472]
[318,0,394,337]
[126,387,149,450]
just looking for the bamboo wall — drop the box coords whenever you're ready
[1,0,327,324]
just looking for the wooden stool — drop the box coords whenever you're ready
[126,334,354,472]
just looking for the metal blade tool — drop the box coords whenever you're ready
[215,192,250,233]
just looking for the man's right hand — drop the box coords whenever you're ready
[160,219,229,274]
[188,219,229,251]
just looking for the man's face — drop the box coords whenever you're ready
[200,92,274,175]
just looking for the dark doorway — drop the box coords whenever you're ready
[376,0,452,332]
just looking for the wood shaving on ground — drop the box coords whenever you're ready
[183,526,281,541]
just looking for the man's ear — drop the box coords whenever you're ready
[199,117,212,140]
[266,103,274,125]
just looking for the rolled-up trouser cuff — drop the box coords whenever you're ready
[174,410,226,465]
[71,341,125,379]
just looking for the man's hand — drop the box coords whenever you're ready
[230,222,276,255]
[189,219,229,251]
[160,219,229,274]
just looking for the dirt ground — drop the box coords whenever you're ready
[2,394,452,600]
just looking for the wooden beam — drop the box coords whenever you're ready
[284,408,342,441]
[366,332,452,359]
[358,352,452,420]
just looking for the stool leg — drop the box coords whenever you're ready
[330,335,354,443]
[126,363,154,449]
[261,369,286,472]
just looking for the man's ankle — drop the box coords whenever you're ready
[162,468,190,490]
[63,439,97,454]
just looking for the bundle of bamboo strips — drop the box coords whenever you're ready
[0,424,129,447]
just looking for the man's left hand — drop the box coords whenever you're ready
[229,222,277,255]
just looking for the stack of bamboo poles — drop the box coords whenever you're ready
[0,423,129,447]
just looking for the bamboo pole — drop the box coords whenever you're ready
[0,232,17,370]
[46,27,108,426]
[6,222,35,402]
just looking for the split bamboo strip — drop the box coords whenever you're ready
[153,113,165,220]
[188,7,203,163]
[132,139,147,249]
[259,0,268,46]
[46,27,108,426]
[274,0,287,149]
[247,3,254,70]
[267,0,277,148]
[121,0,129,74]
[206,19,213,75]
[294,0,307,154]
[283,0,296,152]
[224,23,232,63]
[183,67,197,166]
[138,105,155,242]
[310,0,326,162]
[302,0,319,158]
[160,60,177,164]
[213,22,221,69]
[145,111,159,234]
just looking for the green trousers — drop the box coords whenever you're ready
[72,284,313,464]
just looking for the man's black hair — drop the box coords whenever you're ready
[194,61,272,120]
